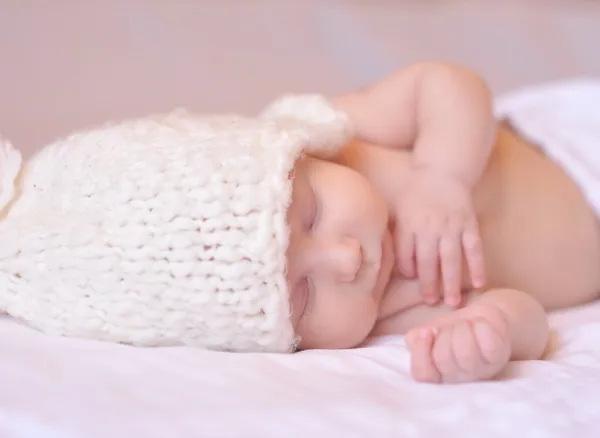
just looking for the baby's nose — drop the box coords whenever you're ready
[325,237,363,282]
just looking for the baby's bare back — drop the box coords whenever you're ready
[474,124,600,310]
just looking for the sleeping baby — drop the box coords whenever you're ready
[286,64,600,383]
[0,62,598,385]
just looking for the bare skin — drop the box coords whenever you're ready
[348,123,600,317]
[367,124,600,381]
[284,62,600,384]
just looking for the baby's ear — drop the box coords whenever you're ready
[259,94,354,159]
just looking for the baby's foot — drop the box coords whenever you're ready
[406,303,511,383]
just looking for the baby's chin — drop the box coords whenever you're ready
[295,307,379,350]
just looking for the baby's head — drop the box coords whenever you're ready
[1,93,392,353]
[204,94,394,353]
[285,155,394,350]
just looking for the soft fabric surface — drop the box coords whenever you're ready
[1,301,599,438]
[495,78,600,218]
[1,1,600,437]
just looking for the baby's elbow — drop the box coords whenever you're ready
[416,61,493,108]
[416,61,488,88]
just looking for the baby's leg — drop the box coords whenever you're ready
[406,288,549,383]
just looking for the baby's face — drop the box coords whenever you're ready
[286,156,395,350]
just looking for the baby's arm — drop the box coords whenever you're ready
[332,61,497,187]
[332,62,498,306]
[404,288,549,384]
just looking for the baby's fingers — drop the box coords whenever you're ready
[416,234,441,305]
[451,320,487,380]
[472,318,511,366]
[439,230,462,308]
[432,321,484,383]
[462,219,486,289]
[441,318,510,383]
[396,225,416,279]
[407,328,441,384]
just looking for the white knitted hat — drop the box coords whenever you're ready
[0,94,353,353]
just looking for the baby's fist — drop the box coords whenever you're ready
[406,304,510,384]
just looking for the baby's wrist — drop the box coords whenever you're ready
[408,162,471,189]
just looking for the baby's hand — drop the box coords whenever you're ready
[405,303,510,384]
[395,168,485,307]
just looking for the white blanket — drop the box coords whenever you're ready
[1,301,600,438]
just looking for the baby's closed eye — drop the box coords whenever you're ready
[305,185,321,232]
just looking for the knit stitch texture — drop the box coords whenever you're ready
[0,94,352,352]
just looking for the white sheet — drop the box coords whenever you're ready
[1,302,600,438]
[2,1,600,437]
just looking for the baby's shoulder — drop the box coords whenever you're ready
[334,140,413,197]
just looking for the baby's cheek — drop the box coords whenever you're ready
[298,294,378,350]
